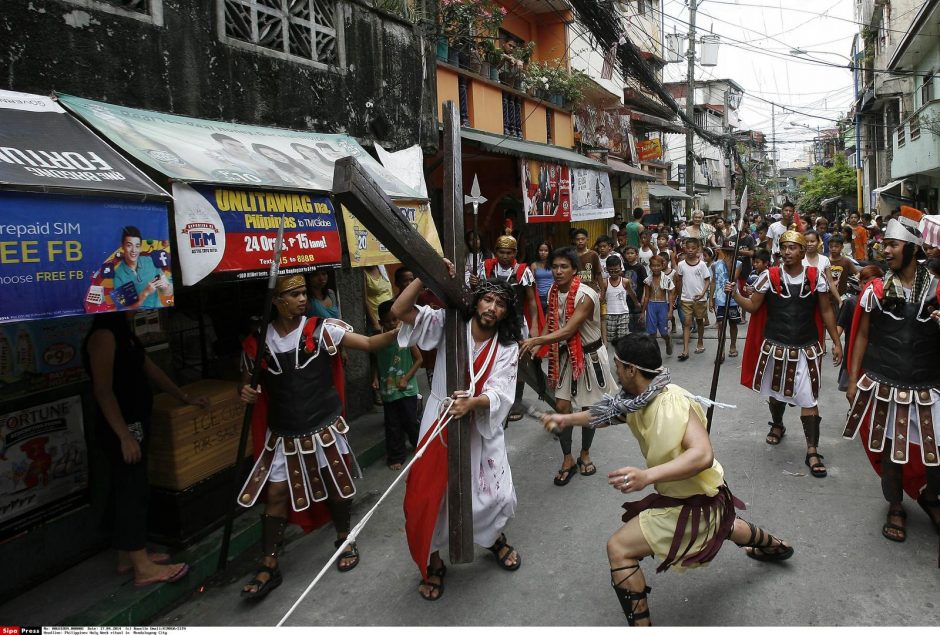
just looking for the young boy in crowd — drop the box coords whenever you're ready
[604,254,639,344]
[710,241,743,360]
[641,255,675,356]
[827,234,858,298]
[373,301,422,470]
[674,237,710,361]
[745,250,771,296]
[596,235,615,279]
[622,245,648,333]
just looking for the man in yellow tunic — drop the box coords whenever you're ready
[543,333,794,626]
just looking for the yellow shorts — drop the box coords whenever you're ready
[681,300,708,321]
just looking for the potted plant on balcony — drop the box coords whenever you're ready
[440,0,506,69]
[560,69,588,109]
[524,61,554,100]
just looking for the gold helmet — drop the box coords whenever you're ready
[274,274,306,318]
[494,235,517,251]
[779,230,806,248]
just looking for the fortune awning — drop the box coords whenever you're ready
[648,182,692,199]
[0,90,168,199]
[460,128,611,172]
[57,94,422,199]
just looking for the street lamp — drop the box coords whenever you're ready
[787,121,826,165]
[789,48,854,67]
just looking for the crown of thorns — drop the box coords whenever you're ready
[475,279,517,304]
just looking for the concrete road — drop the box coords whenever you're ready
[157,329,939,627]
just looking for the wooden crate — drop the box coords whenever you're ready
[148,379,250,491]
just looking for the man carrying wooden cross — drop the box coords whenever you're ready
[393,263,522,601]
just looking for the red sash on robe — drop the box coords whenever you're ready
[741,266,823,389]
[403,335,499,580]
[241,317,346,533]
[846,278,930,500]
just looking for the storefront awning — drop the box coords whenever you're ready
[872,179,911,199]
[629,111,686,134]
[820,196,842,207]
[648,183,691,199]
[57,94,422,199]
[0,90,168,199]
[606,158,655,181]
[460,128,611,172]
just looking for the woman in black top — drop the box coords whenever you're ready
[83,312,206,586]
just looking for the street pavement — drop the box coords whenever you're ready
[156,324,940,627]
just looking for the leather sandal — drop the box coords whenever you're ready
[804,452,827,478]
[487,533,521,571]
[419,563,446,601]
[766,423,785,445]
[241,564,282,600]
[740,520,794,562]
[335,539,360,572]
[553,463,577,486]
[882,508,907,543]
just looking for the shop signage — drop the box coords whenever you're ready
[521,160,571,224]
[0,316,90,403]
[172,183,341,285]
[59,94,421,198]
[0,192,173,324]
[342,200,443,267]
[570,169,615,221]
[636,138,663,162]
[0,90,167,197]
[0,395,88,541]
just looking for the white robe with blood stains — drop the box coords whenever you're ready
[399,305,519,552]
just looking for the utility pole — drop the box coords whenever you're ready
[770,102,777,210]
[685,0,697,217]
[723,87,731,217]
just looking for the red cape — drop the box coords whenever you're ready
[846,279,928,500]
[402,336,499,580]
[242,317,345,533]
[741,266,823,389]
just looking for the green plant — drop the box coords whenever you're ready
[797,154,857,211]
[440,0,506,51]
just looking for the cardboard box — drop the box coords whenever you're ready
[148,379,249,491]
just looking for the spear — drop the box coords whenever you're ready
[217,212,288,571]
[464,174,487,282]
[705,184,747,433]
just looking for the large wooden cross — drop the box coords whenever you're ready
[332,102,474,563]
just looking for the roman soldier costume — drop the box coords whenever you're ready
[843,220,940,560]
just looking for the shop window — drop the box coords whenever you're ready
[546,108,553,145]
[502,92,522,138]
[61,0,164,25]
[220,0,343,70]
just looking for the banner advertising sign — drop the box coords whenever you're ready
[0,395,88,541]
[636,138,663,162]
[570,169,615,221]
[0,90,167,197]
[0,192,173,324]
[0,316,90,403]
[59,94,422,199]
[172,183,342,285]
[522,160,571,224]
[342,200,443,267]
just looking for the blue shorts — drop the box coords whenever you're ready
[646,301,669,336]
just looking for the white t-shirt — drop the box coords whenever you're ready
[605,277,630,314]
[598,253,613,279]
[753,267,829,295]
[802,253,831,274]
[767,221,788,255]
[676,259,711,301]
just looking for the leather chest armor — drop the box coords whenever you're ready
[863,278,940,387]
[763,280,818,347]
[262,326,342,437]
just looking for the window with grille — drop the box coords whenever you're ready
[502,92,522,138]
[62,0,163,24]
[221,0,342,69]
